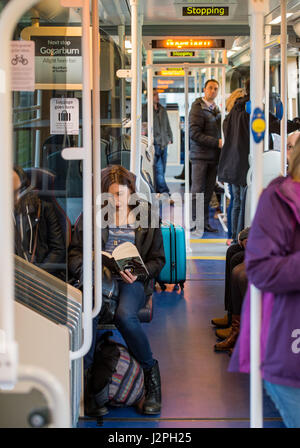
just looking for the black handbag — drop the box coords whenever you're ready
[98,266,120,324]
[69,266,120,324]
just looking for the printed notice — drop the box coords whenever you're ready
[32,36,82,85]
[50,98,79,135]
[10,41,35,91]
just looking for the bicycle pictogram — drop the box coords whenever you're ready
[11,54,28,66]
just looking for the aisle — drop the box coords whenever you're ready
[78,256,284,428]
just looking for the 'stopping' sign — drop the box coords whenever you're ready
[182,6,229,16]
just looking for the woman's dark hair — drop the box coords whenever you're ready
[13,165,30,193]
[13,165,38,213]
[101,165,137,194]
[245,78,250,95]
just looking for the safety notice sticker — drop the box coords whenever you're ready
[50,98,79,135]
[10,41,35,91]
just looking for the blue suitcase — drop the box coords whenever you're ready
[158,222,186,291]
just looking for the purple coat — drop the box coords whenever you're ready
[229,176,300,388]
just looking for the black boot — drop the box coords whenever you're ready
[143,360,161,414]
[84,368,108,418]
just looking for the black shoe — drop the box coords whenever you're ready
[204,224,218,233]
[84,368,109,418]
[174,170,185,180]
[143,360,161,415]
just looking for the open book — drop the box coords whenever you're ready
[102,242,149,277]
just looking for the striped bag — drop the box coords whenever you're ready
[91,332,144,408]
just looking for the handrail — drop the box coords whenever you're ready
[280,0,287,176]
[249,0,264,429]
[60,0,93,362]
[91,0,102,319]
[18,365,71,428]
[0,0,48,391]
[130,0,142,189]
[184,65,191,253]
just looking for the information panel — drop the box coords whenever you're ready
[20,26,92,90]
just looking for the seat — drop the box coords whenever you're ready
[24,167,72,248]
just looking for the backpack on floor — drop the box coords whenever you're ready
[90,331,145,408]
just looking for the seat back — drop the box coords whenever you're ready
[41,134,83,225]
[244,150,282,227]
[24,167,72,248]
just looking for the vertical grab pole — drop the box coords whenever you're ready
[92,0,102,319]
[207,52,212,80]
[221,51,227,141]
[194,70,198,101]
[280,0,287,176]
[118,24,126,122]
[136,13,143,190]
[249,0,265,428]
[264,25,271,153]
[147,51,154,147]
[0,0,46,389]
[69,0,93,360]
[130,0,141,187]
[184,65,191,253]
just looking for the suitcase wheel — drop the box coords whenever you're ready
[159,283,167,291]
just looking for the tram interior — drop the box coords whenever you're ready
[0,0,300,428]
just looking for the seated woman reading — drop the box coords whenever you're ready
[68,165,166,415]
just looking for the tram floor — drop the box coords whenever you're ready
[78,256,285,429]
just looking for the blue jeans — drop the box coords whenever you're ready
[231,184,247,243]
[227,184,233,239]
[264,380,300,428]
[154,144,169,194]
[114,281,155,370]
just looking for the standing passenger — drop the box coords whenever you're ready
[189,79,222,232]
[218,79,300,243]
[230,136,300,428]
[142,89,173,199]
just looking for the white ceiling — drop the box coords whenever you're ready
[98,0,300,27]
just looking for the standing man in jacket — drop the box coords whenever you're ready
[143,89,173,198]
[189,79,222,233]
[218,79,300,243]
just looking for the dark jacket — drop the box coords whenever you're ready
[218,95,300,186]
[14,193,65,274]
[68,201,166,296]
[142,103,173,148]
[189,97,221,163]
[230,176,300,387]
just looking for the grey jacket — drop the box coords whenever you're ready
[189,97,221,163]
[142,103,173,148]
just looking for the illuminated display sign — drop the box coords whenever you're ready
[158,79,174,85]
[182,6,229,16]
[152,39,225,50]
[155,69,192,77]
[170,51,195,57]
